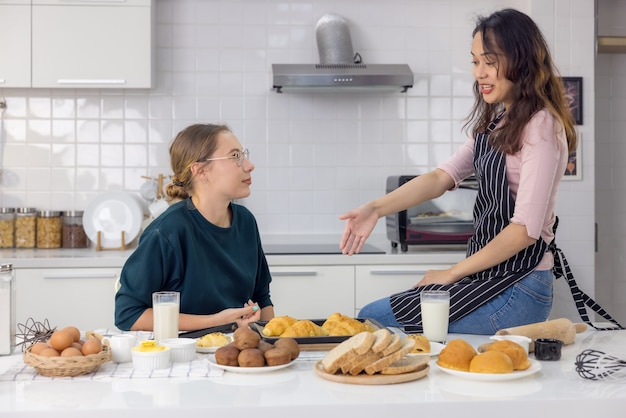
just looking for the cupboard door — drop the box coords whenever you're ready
[269,265,354,319]
[355,265,451,314]
[0,2,31,88]
[32,1,153,88]
[15,268,120,331]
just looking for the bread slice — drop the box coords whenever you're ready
[370,328,393,353]
[321,331,376,374]
[348,350,382,375]
[380,333,402,356]
[380,355,429,375]
[364,338,416,375]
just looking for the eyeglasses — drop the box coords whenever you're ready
[202,149,249,167]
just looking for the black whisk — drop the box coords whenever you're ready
[575,349,626,380]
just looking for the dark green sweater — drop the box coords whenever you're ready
[114,199,273,331]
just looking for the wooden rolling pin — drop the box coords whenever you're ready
[495,318,587,351]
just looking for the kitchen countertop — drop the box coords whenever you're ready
[0,328,625,418]
[0,234,467,268]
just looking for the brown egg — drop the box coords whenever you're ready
[81,337,103,356]
[61,326,81,343]
[48,330,74,352]
[39,348,60,357]
[71,342,83,350]
[30,342,50,355]
[61,347,83,357]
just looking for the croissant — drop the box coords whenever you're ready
[322,313,370,336]
[280,320,328,338]
[262,315,298,337]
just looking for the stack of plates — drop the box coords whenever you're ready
[83,192,144,248]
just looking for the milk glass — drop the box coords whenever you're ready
[420,290,450,343]
[152,291,179,343]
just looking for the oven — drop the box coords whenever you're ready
[385,175,477,251]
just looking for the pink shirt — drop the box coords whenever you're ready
[438,109,569,270]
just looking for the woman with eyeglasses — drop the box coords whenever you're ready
[115,124,275,332]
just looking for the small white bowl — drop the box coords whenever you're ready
[131,345,171,371]
[490,335,532,354]
[160,338,196,363]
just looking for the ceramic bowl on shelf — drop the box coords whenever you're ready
[160,338,196,363]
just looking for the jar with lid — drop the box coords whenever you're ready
[36,211,62,248]
[15,208,36,248]
[0,208,15,248]
[0,264,15,355]
[62,210,88,248]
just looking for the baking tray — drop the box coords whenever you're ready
[251,318,388,351]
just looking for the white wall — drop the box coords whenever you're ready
[0,0,599,322]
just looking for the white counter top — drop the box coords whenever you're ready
[1,329,625,418]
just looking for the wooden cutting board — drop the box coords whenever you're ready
[313,361,429,385]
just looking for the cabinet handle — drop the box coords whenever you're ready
[43,273,118,279]
[56,79,127,85]
[271,271,318,277]
[368,270,428,275]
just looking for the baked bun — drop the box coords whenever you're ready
[469,351,514,374]
[264,347,292,366]
[437,339,477,371]
[406,334,431,354]
[233,327,261,350]
[486,340,530,371]
[262,315,297,337]
[214,343,240,366]
[273,337,300,360]
[238,348,265,367]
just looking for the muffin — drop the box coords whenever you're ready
[486,339,531,371]
[264,347,292,366]
[238,348,265,367]
[437,339,477,372]
[469,351,514,374]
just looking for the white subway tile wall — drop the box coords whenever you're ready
[0,0,611,320]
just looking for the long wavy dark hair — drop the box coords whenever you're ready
[463,8,577,154]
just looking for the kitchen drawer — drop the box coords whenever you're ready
[269,265,355,319]
[355,264,452,312]
[15,268,120,332]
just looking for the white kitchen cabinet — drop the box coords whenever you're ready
[269,265,355,319]
[355,264,452,315]
[27,0,154,88]
[15,268,120,332]
[0,1,31,88]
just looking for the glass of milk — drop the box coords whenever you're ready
[420,290,450,343]
[152,291,180,343]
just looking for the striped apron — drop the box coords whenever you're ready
[392,115,550,332]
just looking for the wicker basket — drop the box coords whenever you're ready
[23,339,112,377]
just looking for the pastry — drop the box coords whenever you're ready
[214,343,240,366]
[437,339,477,372]
[281,320,328,338]
[264,347,291,366]
[238,348,266,367]
[405,334,431,354]
[273,337,300,360]
[262,315,298,337]
[486,339,531,370]
[233,327,261,350]
[469,351,514,374]
[197,332,232,348]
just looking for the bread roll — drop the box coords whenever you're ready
[486,340,530,371]
[273,337,300,360]
[214,343,240,366]
[264,347,291,366]
[233,327,261,350]
[437,339,477,372]
[469,351,514,374]
[238,348,265,367]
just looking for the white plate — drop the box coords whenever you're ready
[83,191,144,248]
[434,358,541,381]
[208,356,295,374]
[407,341,445,358]
[197,345,221,354]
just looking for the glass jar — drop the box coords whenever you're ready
[62,210,88,248]
[36,211,62,249]
[14,208,36,248]
[0,263,15,355]
[0,208,15,248]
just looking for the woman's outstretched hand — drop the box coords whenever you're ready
[230,300,261,328]
[339,204,379,255]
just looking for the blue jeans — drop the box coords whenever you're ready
[357,269,554,335]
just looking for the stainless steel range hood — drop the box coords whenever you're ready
[272,13,414,93]
[272,63,414,93]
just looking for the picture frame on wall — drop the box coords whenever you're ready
[563,133,582,180]
[562,77,583,125]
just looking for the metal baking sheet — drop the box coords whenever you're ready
[251,318,387,345]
